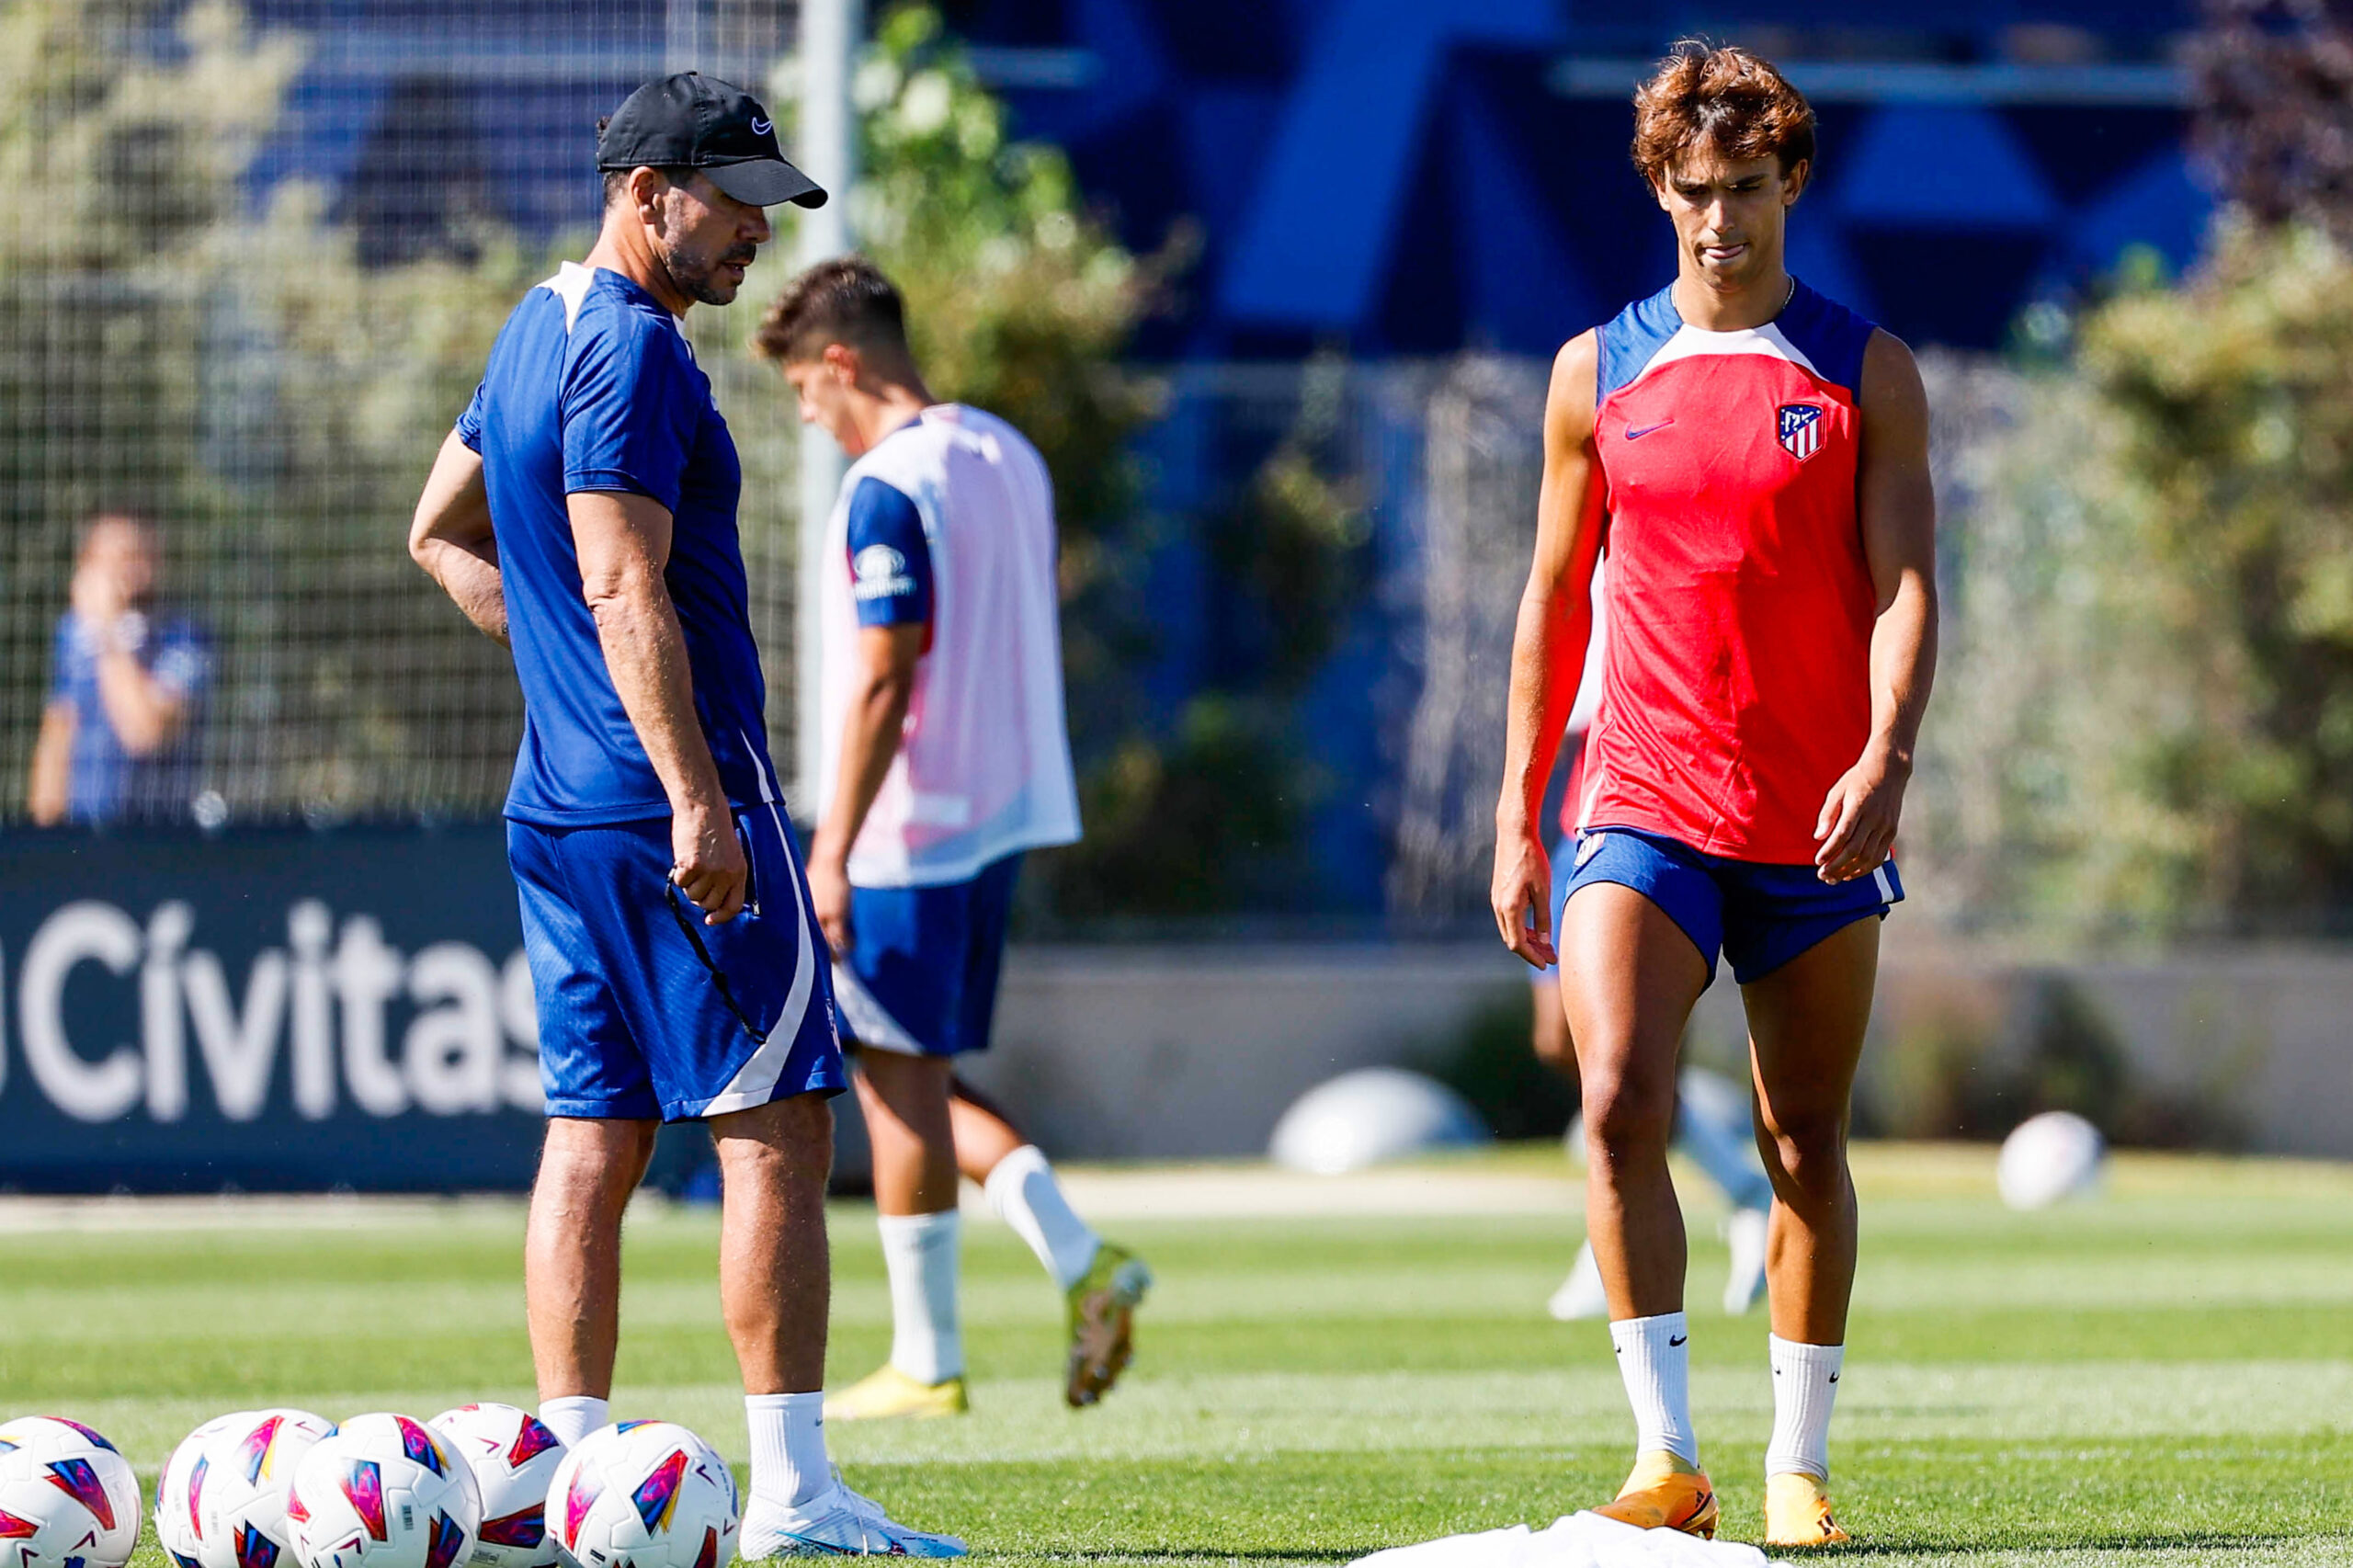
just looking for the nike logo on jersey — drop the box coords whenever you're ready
[1669,1335,1688,1346]
[1624,418,1675,440]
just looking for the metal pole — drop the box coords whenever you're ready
[665,0,708,72]
[792,0,862,807]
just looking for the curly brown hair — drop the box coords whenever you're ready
[1631,42,1816,189]
[752,254,912,366]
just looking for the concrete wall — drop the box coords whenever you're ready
[902,938,2353,1162]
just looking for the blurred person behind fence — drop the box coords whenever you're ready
[27,515,209,826]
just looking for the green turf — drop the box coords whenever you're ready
[3,1145,2350,1565]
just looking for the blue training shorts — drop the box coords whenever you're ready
[831,852,1023,1057]
[1558,826,1903,987]
[509,803,847,1121]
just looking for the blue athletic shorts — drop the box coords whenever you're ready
[508,803,847,1121]
[831,852,1023,1057]
[1558,826,1903,987]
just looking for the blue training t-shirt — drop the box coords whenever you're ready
[845,475,934,629]
[460,262,783,825]
[50,609,208,824]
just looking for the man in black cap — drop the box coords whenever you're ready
[408,74,965,1558]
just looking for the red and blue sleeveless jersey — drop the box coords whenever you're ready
[1575,279,1880,865]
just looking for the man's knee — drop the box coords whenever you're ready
[712,1092,835,1187]
[536,1118,659,1217]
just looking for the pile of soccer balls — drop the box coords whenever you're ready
[0,1408,739,1568]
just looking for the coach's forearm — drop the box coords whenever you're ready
[417,540,509,644]
[813,668,914,868]
[589,579,729,823]
[1867,570,1937,768]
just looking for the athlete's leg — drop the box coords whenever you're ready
[1532,971,1575,1075]
[836,1049,969,1408]
[942,1074,1145,1406]
[1561,881,1717,1535]
[1740,915,1878,1547]
[946,1075,1027,1180]
[526,1114,658,1421]
[1741,915,1876,1341]
[715,1089,967,1555]
[954,1079,1102,1290]
[1562,884,1709,1318]
[706,1091,836,1516]
[858,1049,961,1214]
[710,1091,837,1394]
[1531,972,1610,1322]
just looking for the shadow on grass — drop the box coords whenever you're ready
[1819,1528,2331,1556]
[1026,1551,1360,1563]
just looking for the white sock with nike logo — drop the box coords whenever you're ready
[1609,1311,1699,1465]
[1766,1335,1845,1480]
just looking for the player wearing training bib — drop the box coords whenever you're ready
[1491,45,1936,1548]
[756,257,1151,1422]
[407,73,961,1560]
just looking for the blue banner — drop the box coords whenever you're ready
[0,827,551,1191]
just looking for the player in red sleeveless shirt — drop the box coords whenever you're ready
[1491,44,1936,1547]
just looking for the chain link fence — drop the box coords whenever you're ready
[0,0,800,826]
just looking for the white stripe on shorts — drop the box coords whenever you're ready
[830,960,928,1056]
[699,803,822,1116]
[1872,863,1894,903]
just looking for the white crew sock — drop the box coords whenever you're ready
[877,1210,964,1384]
[983,1144,1100,1290]
[745,1392,829,1507]
[537,1395,608,1449]
[1608,1312,1699,1465]
[1766,1335,1845,1481]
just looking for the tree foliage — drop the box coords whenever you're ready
[1915,224,2353,934]
[770,5,1370,921]
[0,0,547,817]
[2189,0,2353,243]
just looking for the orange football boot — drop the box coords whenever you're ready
[1764,1471,1851,1548]
[1594,1450,1719,1538]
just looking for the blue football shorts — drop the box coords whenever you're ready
[831,852,1023,1058]
[1554,825,1903,987]
[508,802,847,1121]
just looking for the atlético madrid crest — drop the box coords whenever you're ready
[1778,403,1824,460]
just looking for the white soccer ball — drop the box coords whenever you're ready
[156,1413,256,1568]
[543,1422,737,1568]
[199,1409,339,1568]
[1268,1068,1490,1175]
[427,1406,566,1568]
[287,1415,482,1568]
[1997,1109,2107,1210]
[0,1415,144,1568]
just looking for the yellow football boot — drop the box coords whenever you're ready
[822,1363,970,1422]
[1064,1243,1153,1407]
[1593,1450,1719,1538]
[1764,1471,1851,1547]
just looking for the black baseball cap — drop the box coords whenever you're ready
[597,72,827,210]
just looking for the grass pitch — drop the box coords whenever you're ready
[3,1145,2349,1566]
